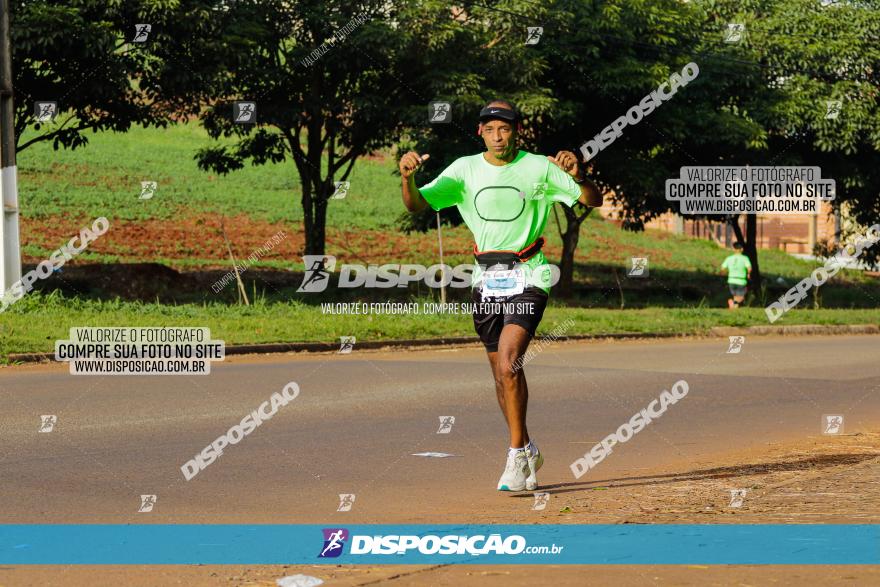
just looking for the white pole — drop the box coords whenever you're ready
[436,211,445,304]
[0,0,21,292]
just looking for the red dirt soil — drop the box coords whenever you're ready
[19,213,490,268]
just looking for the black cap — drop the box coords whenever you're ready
[479,105,518,123]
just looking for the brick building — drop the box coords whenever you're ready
[598,199,840,254]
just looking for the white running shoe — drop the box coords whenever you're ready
[526,446,544,491]
[497,449,530,491]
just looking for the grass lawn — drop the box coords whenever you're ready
[2,291,877,362]
[18,124,399,228]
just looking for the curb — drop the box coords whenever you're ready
[8,325,877,364]
[709,324,880,337]
[8,332,683,364]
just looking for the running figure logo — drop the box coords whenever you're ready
[628,257,649,278]
[428,101,451,124]
[139,181,157,200]
[338,336,356,354]
[138,494,157,512]
[520,182,547,201]
[297,255,336,293]
[39,415,57,433]
[331,181,350,200]
[532,492,550,510]
[823,415,844,435]
[825,100,842,120]
[724,23,745,43]
[318,528,349,558]
[133,24,152,43]
[337,494,356,512]
[35,102,57,122]
[234,101,257,124]
[525,27,543,45]
[729,489,747,508]
[727,336,745,354]
[437,416,455,434]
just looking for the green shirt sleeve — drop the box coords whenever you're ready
[721,256,731,270]
[418,160,464,211]
[743,255,752,270]
[545,158,581,207]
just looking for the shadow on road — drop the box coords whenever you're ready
[523,452,880,496]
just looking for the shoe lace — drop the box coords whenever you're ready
[506,451,525,473]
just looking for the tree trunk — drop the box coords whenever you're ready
[303,175,328,256]
[728,214,744,244]
[745,214,761,291]
[557,207,581,298]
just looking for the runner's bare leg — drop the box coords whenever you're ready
[487,323,532,448]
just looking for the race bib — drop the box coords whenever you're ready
[481,268,525,300]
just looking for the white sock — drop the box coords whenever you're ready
[508,446,526,457]
[526,440,538,457]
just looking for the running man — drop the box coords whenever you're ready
[721,241,752,309]
[400,99,602,491]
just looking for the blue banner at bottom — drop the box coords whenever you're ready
[2,524,877,565]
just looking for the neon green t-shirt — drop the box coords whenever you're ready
[721,253,752,285]
[418,150,581,293]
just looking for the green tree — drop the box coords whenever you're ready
[191,0,488,256]
[10,0,194,152]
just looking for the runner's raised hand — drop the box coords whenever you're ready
[400,152,430,179]
[547,150,579,178]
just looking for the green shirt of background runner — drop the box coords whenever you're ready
[721,253,752,286]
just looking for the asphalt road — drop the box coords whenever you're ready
[2,334,879,525]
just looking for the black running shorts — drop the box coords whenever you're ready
[728,284,747,297]
[471,286,549,352]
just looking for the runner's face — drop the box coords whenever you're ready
[480,120,516,159]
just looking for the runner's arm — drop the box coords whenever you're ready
[400,151,430,213]
[548,151,602,208]
[576,177,603,208]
